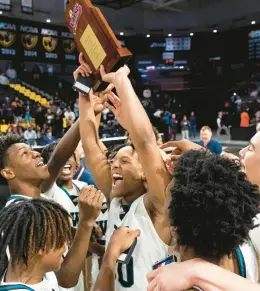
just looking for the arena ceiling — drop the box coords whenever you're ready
[2,0,260,34]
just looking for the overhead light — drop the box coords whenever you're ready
[46,19,51,23]
[146,34,150,38]
[168,33,172,37]
[190,32,194,36]
[0,11,2,15]
[234,92,237,96]
[120,32,124,36]
[251,21,256,25]
[213,29,218,33]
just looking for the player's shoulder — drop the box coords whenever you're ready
[72,179,86,191]
[0,283,35,291]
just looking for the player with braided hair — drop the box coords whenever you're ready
[0,198,72,291]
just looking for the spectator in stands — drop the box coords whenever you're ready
[24,125,37,146]
[198,126,222,155]
[74,97,79,119]
[16,122,24,136]
[35,106,46,128]
[217,111,229,137]
[13,100,23,124]
[240,109,250,128]
[64,106,76,123]
[6,64,17,82]
[0,72,9,88]
[169,113,178,141]
[32,65,41,80]
[53,113,63,139]
[49,100,57,114]
[43,128,56,145]
[4,104,13,124]
[25,109,32,124]
[235,96,242,113]
[189,111,197,139]
[181,115,190,140]
[45,107,55,126]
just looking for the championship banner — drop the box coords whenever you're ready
[0,21,17,59]
[20,24,39,59]
[0,0,11,11]
[61,30,77,62]
[41,27,59,61]
[21,0,33,14]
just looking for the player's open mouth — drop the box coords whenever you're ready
[112,174,123,185]
[62,164,72,175]
[37,159,45,167]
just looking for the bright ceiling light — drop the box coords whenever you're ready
[213,29,218,33]
[146,34,150,38]
[168,33,172,37]
[251,21,256,25]
[46,19,51,23]
[0,11,2,15]
[190,32,194,36]
[120,32,124,36]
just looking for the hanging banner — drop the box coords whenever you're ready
[0,0,11,12]
[0,21,17,58]
[21,0,33,14]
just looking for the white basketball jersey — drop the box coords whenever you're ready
[0,271,59,291]
[91,200,109,287]
[106,195,170,291]
[43,180,85,228]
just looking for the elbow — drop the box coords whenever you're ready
[58,278,78,288]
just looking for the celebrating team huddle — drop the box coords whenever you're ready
[1,54,260,291]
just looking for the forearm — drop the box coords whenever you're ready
[41,120,80,192]
[192,259,259,291]
[93,250,117,291]
[79,97,112,198]
[114,74,155,147]
[56,221,93,288]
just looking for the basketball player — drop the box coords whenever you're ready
[79,61,172,290]
[0,198,72,291]
[0,62,105,288]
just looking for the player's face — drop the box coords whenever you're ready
[111,146,146,198]
[240,132,260,187]
[0,143,49,184]
[40,243,67,272]
[200,129,212,143]
[57,155,77,182]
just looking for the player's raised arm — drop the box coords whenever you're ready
[79,89,112,201]
[101,66,171,212]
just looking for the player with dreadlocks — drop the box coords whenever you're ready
[0,57,105,290]
[0,198,72,291]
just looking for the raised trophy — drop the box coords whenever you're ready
[65,0,132,94]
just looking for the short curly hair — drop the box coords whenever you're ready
[0,134,24,185]
[169,150,260,261]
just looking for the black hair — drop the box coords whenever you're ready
[223,147,240,157]
[41,140,77,165]
[107,142,135,161]
[169,150,260,261]
[0,134,24,185]
[0,198,72,267]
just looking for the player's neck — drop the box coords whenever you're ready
[9,181,41,198]
[5,261,45,285]
[121,187,146,205]
[58,179,73,190]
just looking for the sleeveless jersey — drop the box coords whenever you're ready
[106,195,170,291]
[43,180,85,228]
[0,271,59,291]
[91,200,108,288]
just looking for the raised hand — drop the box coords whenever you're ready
[106,227,140,259]
[78,185,104,226]
[73,52,92,81]
[100,64,130,85]
[104,92,128,130]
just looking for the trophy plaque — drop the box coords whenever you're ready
[65,0,132,94]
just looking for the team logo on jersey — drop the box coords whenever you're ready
[152,255,178,270]
[69,3,82,35]
[0,30,16,47]
[42,36,58,52]
[21,34,38,49]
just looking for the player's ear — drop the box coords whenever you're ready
[1,168,15,180]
